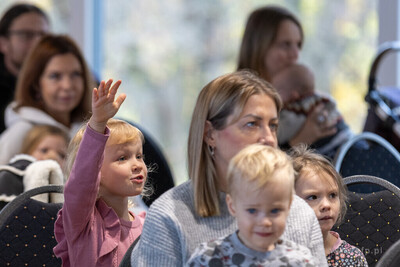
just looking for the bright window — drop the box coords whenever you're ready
[0,0,378,184]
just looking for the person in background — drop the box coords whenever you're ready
[272,63,353,160]
[290,145,368,266]
[0,124,68,210]
[237,5,338,150]
[131,70,327,266]
[53,79,147,266]
[0,3,49,133]
[0,34,94,165]
[187,144,316,266]
[20,124,69,168]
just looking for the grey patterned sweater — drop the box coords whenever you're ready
[130,181,327,266]
[186,232,315,266]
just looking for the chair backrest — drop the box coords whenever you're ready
[334,175,400,266]
[118,119,175,206]
[0,185,63,267]
[376,237,400,267]
[119,234,140,267]
[333,132,400,191]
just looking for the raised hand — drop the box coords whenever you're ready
[89,79,126,133]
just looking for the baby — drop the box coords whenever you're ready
[272,63,353,160]
[186,144,315,266]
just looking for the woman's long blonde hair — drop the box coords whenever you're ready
[188,70,282,217]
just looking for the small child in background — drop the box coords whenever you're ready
[53,79,147,266]
[272,63,353,160]
[186,144,315,266]
[21,124,69,168]
[290,145,368,266]
[0,124,68,209]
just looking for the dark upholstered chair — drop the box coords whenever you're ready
[334,175,400,266]
[0,184,63,266]
[376,237,400,267]
[119,235,140,267]
[334,132,400,192]
[118,118,175,206]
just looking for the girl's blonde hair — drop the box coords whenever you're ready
[289,144,348,224]
[21,124,69,155]
[227,144,294,200]
[65,119,145,178]
[188,70,282,217]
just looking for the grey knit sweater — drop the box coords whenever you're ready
[131,181,327,266]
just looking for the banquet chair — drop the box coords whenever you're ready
[334,175,400,266]
[376,237,400,267]
[119,235,141,267]
[118,118,175,206]
[333,132,400,192]
[0,184,63,266]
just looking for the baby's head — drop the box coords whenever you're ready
[21,124,69,167]
[290,145,347,236]
[271,63,315,104]
[66,119,148,197]
[226,144,294,252]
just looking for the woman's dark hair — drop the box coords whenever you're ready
[0,3,48,37]
[237,5,303,81]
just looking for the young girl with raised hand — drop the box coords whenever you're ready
[290,145,367,266]
[53,79,147,266]
[187,144,315,266]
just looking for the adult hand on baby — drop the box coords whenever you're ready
[289,103,337,146]
[89,79,126,133]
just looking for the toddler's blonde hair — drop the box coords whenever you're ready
[227,144,294,200]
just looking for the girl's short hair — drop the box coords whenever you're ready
[289,144,348,224]
[237,5,303,81]
[227,144,294,199]
[188,70,282,217]
[65,119,144,178]
[20,124,69,155]
[14,34,94,123]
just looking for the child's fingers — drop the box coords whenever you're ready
[96,80,106,97]
[115,93,127,109]
[99,79,113,97]
[92,88,99,102]
[104,79,113,91]
[109,80,122,96]
[103,79,113,96]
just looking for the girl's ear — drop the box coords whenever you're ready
[203,120,216,147]
[226,194,236,216]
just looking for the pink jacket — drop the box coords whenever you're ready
[53,125,145,266]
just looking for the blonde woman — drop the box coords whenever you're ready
[131,70,327,266]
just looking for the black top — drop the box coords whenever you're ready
[0,157,33,211]
[0,53,17,134]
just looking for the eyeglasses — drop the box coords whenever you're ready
[7,30,46,41]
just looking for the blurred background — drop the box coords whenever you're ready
[1,0,396,184]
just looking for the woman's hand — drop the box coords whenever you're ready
[88,79,126,133]
[289,103,337,146]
